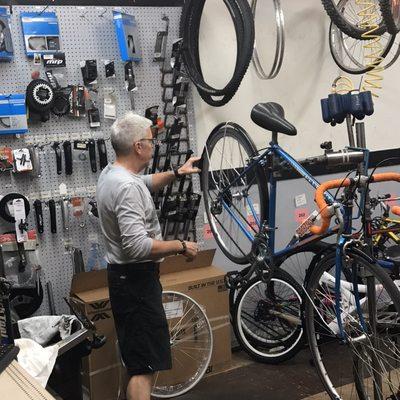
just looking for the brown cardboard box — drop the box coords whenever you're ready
[71,250,231,400]
[160,250,231,375]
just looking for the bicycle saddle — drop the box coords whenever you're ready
[251,102,297,136]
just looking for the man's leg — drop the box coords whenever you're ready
[126,373,153,400]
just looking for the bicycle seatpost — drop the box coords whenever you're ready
[355,122,366,148]
[346,115,355,147]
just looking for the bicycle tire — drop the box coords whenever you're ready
[305,250,400,400]
[233,269,304,364]
[180,0,255,106]
[321,0,386,40]
[229,241,331,319]
[329,20,396,75]
[379,0,400,34]
[201,122,268,265]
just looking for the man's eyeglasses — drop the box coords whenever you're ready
[139,138,161,146]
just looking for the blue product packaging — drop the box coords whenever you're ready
[20,11,60,57]
[113,11,142,62]
[0,94,28,135]
[0,7,13,61]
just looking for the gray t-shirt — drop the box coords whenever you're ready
[96,164,162,264]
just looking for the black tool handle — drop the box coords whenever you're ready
[151,143,160,174]
[63,141,73,175]
[49,200,57,233]
[178,150,193,192]
[53,142,62,175]
[33,200,44,234]
[88,139,97,173]
[97,139,108,170]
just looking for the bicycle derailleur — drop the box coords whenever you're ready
[224,228,275,290]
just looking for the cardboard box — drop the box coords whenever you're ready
[71,250,231,400]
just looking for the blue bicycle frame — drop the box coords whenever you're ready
[217,141,335,259]
[215,138,393,339]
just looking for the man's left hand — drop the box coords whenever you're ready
[178,156,201,176]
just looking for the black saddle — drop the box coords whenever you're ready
[251,102,297,136]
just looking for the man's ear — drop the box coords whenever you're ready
[133,141,141,154]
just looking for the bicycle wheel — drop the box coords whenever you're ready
[329,18,397,75]
[321,0,386,39]
[201,123,268,265]
[233,269,304,364]
[379,0,400,34]
[305,250,400,400]
[228,242,331,319]
[151,291,213,398]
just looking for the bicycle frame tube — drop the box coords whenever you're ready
[215,143,337,253]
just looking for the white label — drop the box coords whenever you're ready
[163,301,184,320]
[204,212,208,224]
[59,183,68,197]
[13,198,28,243]
[295,193,307,208]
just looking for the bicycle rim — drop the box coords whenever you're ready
[151,291,213,398]
[202,123,268,265]
[234,270,303,363]
[305,251,400,400]
[329,18,396,75]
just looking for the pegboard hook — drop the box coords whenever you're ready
[98,8,107,18]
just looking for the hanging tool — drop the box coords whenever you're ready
[72,247,85,274]
[88,139,97,173]
[183,182,201,241]
[97,138,108,169]
[60,197,70,233]
[171,149,192,238]
[33,199,44,234]
[52,142,62,175]
[154,15,169,62]
[29,145,41,178]
[63,140,73,175]
[125,61,137,110]
[48,199,57,233]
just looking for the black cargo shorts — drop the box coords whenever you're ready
[107,261,172,376]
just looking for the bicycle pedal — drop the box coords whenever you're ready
[224,271,244,289]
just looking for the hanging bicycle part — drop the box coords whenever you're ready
[329,16,397,75]
[379,0,400,34]
[251,0,285,80]
[321,0,386,39]
[180,0,255,106]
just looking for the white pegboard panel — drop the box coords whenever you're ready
[0,4,203,316]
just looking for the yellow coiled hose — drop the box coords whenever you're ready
[356,0,384,96]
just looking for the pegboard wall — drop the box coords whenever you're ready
[0,4,204,316]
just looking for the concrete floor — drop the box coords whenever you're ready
[178,345,356,400]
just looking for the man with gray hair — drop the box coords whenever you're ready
[96,112,200,400]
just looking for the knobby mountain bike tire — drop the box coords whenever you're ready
[233,269,304,364]
[305,250,400,400]
[180,0,255,106]
[201,122,268,265]
[379,0,400,34]
[321,0,386,39]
